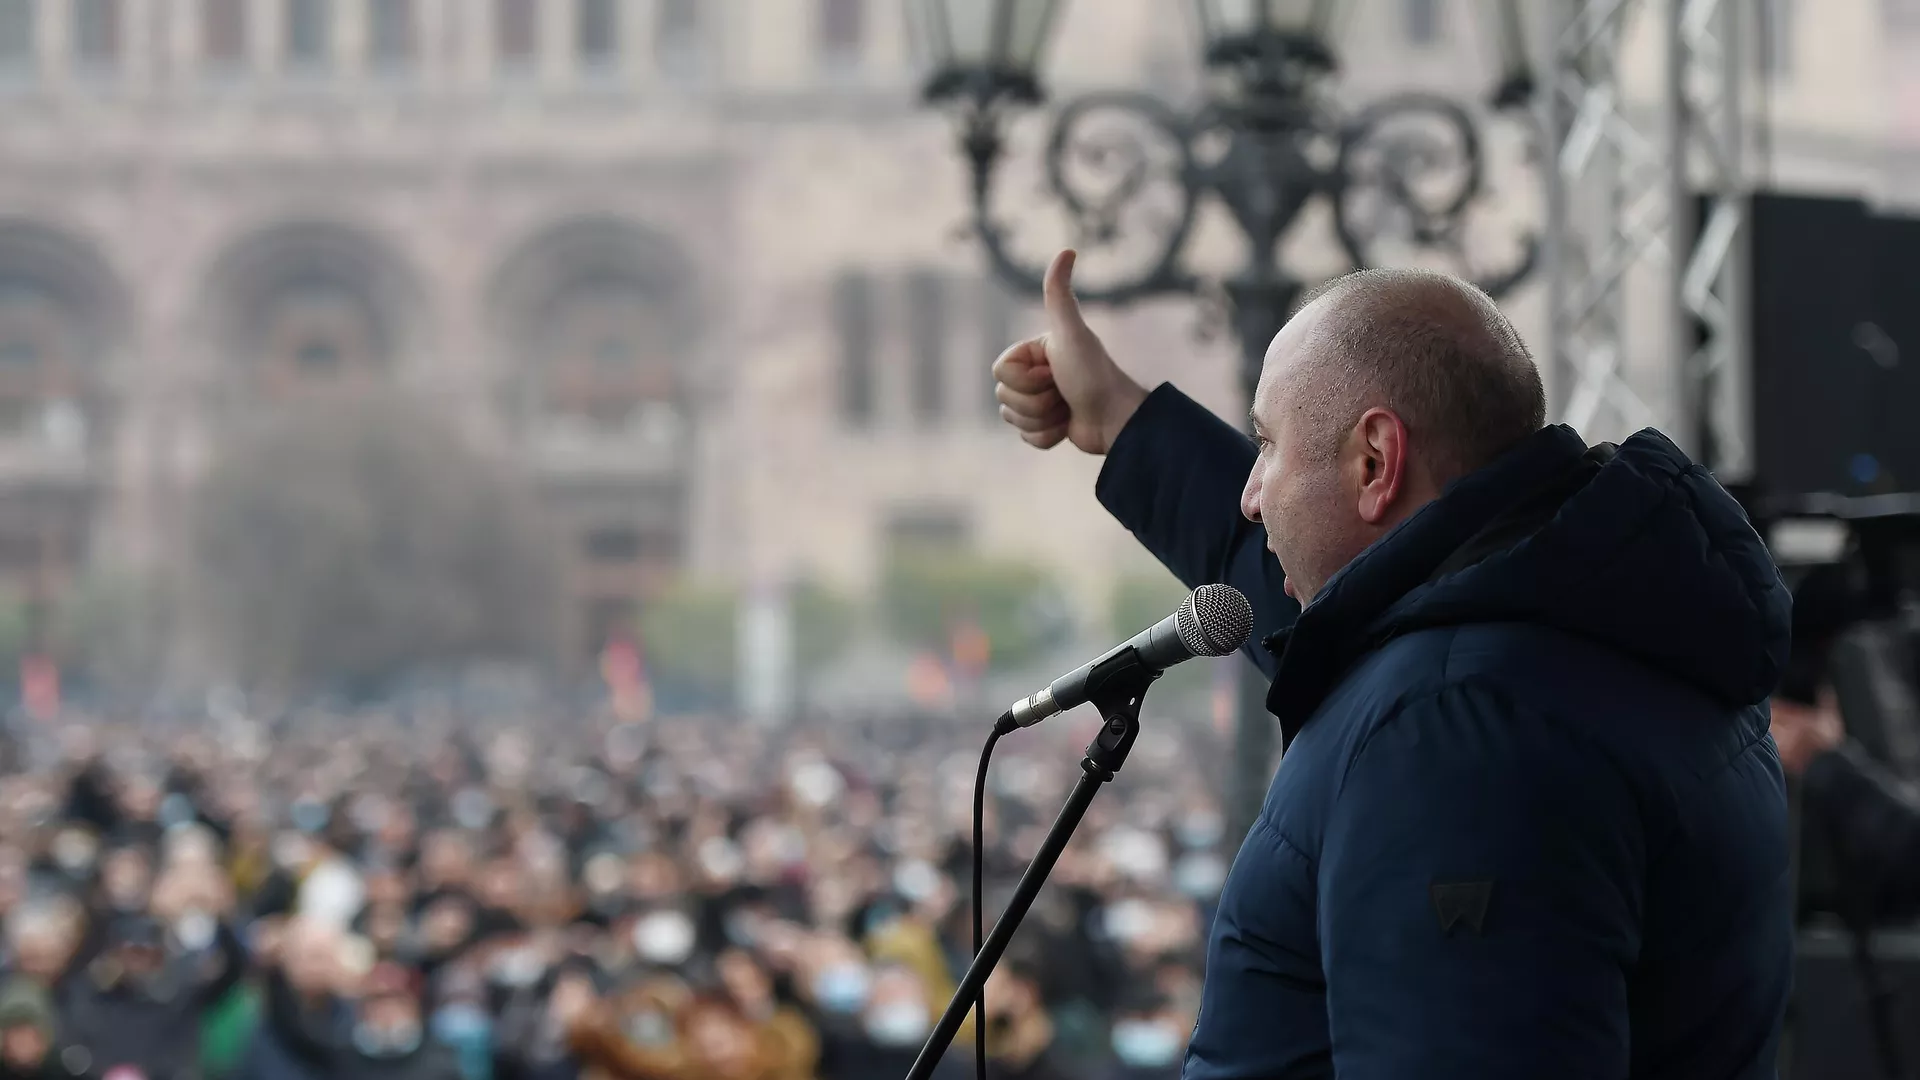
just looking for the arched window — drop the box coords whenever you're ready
[204,221,420,403]
[489,220,696,440]
[0,286,86,442]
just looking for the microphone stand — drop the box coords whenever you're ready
[904,655,1156,1080]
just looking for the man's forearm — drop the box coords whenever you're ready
[1093,383,1297,673]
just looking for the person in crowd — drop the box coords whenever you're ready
[982,957,1075,1080]
[0,978,63,1080]
[1771,689,1920,921]
[714,948,817,1080]
[1098,986,1190,1080]
[427,966,494,1080]
[238,914,365,1080]
[565,968,689,1080]
[340,961,464,1080]
[4,900,82,990]
[57,908,244,1080]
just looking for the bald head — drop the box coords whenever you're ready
[1282,268,1544,484]
[1242,269,1545,605]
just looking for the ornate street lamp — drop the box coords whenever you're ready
[912,0,1541,839]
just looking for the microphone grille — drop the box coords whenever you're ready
[1175,584,1253,658]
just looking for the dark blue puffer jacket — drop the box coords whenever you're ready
[1095,385,1794,1080]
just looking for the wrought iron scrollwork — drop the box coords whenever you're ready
[957,82,1540,310]
[968,91,1201,305]
[1332,93,1539,299]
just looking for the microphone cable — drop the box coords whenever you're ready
[974,711,1016,1080]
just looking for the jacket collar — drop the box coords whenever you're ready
[1261,424,1592,749]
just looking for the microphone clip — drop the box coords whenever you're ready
[1079,653,1156,780]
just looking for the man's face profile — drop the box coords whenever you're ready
[1240,300,1362,608]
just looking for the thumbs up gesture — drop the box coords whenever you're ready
[993,250,1149,455]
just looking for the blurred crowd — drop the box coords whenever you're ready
[0,703,1227,1080]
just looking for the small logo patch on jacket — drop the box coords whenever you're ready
[1431,880,1493,937]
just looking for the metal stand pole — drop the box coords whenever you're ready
[904,672,1153,1080]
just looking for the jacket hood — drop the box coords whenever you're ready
[1265,424,1791,740]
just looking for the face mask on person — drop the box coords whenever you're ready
[490,948,546,989]
[811,964,871,1016]
[51,830,98,875]
[352,1021,423,1059]
[582,854,625,899]
[892,860,942,905]
[451,789,493,832]
[1101,898,1155,945]
[1111,1020,1184,1068]
[860,900,904,939]
[1102,829,1168,886]
[623,1009,676,1048]
[289,799,330,835]
[789,759,843,809]
[271,833,312,872]
[1175,812,1224,850]
[632,911,695,967]
[430,1004,491,1044]
[697,838,744,887]
[1173,853,1227,901]
[722,909,761,949]
[173,911,217,953]
[159,794,197,830]
[864,1001,931,1048]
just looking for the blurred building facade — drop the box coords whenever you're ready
[0,0,1911,671]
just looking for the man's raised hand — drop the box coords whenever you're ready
[992,250,1148,455]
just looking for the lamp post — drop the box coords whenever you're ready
[913,0,1541,842]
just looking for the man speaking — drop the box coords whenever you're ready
[994,251,1794,1079]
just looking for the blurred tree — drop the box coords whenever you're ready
[49,569,178,691]
[1109,570,1188,642]
[636,580,737,704]
[791,577,857,672]
[1110,569,1211,699]
[191,393,565,694]
[0,572,178,703]
[881,553,1072,670]
[638,577,857,710]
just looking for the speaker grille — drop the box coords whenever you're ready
[1175,583,1253,658]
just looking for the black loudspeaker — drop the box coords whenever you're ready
[1749,193,1920,502]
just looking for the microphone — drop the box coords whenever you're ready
[1004,583,1252,728]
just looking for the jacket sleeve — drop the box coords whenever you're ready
[1094,383,1297,676]
[1803,741,1920,921]
[1316,683,1639,1079]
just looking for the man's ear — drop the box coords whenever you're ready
[1352,408,1410,525]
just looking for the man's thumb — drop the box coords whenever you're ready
[1042,249,1092,338]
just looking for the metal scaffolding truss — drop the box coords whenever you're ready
[1671,0,1753,479]
[1542,0,1751,475]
